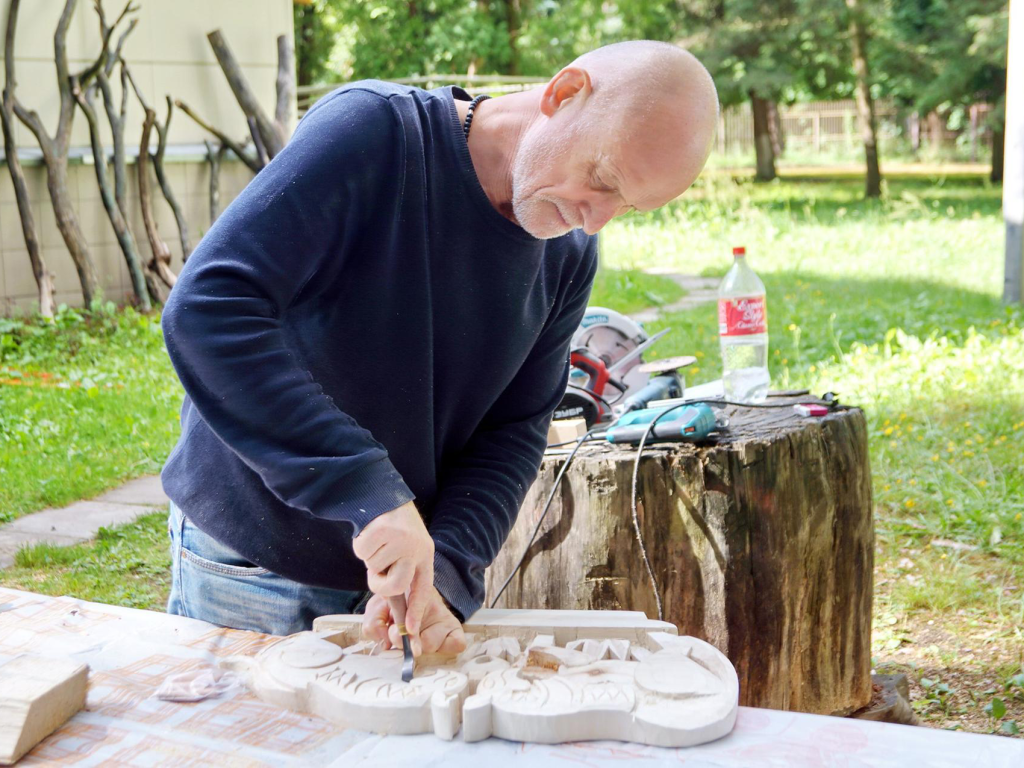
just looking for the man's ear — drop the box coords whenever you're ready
[539,66,592,117]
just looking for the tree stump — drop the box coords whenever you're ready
[485,403,874,716]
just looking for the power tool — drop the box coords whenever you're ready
[604,401,720,444]
[554,308,684,427]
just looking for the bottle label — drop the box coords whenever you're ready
[719,295,767,336]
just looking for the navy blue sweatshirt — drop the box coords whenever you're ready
[160,81,598,620]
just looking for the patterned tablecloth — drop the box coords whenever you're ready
[1,586,1021,767]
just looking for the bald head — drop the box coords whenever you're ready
[507,41,719,239]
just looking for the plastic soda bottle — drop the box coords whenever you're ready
[718,246,770,403]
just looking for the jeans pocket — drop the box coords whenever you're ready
[178,547,271,577]
[178,516,269,577]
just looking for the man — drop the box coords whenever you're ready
[160,40,718,655]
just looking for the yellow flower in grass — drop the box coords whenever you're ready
[964,450,975,457]
[931,455,940,462]
[1016,513,1022,521]
[977,479,988,487]
[884,427,894,436]
[905,499,916,509]
[946,499,955,507]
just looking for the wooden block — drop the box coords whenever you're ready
[547,418,587,446]
[0,655,88,765]
[227,627,738,747]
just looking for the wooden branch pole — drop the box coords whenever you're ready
[204,139,230,224]
[153,95,192,261]
[275,34,294,133]
[5,0,102,305]
[486,404,874,716]
[71,76,150,310]
[175,99,261,173]
[0,96,54,317]
[137,107,176,296]
[207,28,285,158]
[81,3,149,309]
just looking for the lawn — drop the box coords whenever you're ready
[1,170,1021,736]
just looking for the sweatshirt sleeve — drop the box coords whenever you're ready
[161,88,415,532]
[427,238,599,620]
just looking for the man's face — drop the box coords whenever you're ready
[510,102,705,240]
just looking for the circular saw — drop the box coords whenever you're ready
[553,307,676,427]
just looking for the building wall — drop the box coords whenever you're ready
[0,0,295,312]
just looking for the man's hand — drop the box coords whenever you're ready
[352,501,434,638]
[362,588,466,656]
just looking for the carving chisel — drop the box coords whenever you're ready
[388,595,415,682]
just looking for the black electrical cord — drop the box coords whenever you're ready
[489,425,602,608]
[564,383,617,412]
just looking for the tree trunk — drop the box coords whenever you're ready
[750,91,777,181]
[846,0,882,198]
[768,100,785,157]
[992,114,1005,183]
[0,95,54,317]
[504,0,522,76]
[908,111,920,153]
[486,404,874,716]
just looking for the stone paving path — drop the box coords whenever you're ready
[629,271,719,324]
[0,476,168,569]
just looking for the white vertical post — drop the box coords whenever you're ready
[1005,0,1024,304]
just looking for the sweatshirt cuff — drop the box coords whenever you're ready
[314,456,415,534]
[432,551,480,623]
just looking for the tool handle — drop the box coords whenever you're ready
[388,595,409,636]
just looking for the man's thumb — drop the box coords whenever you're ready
[405,570,432,636]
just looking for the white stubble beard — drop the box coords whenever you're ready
[509,127,579,240]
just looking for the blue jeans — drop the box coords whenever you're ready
[166,502,370,635]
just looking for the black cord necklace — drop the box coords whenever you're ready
[463,94,491,139]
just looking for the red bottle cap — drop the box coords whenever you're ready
[732,246,746,256]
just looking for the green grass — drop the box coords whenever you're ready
[588,268,684,313]
[0,512,171,610]
[0,303,184,523]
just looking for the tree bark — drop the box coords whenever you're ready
[204,139,228,224]
[175,99,261,173]
[750,90,777,181]
[72,77,150,310]
[79,6,150,309]
[908,111,920,153]
[503,0,522,76]
[486,404,874,716]
[4,0,114,306]
[0,95,53,317]
[137,108,176,295]
[992,113,1005,183]
[150,95,192,262]
[768,99,785,157]
[846,0,882,198]
[207,29,286,159]
[275,34,294,134]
